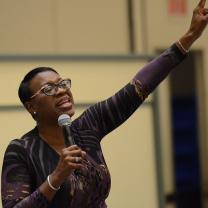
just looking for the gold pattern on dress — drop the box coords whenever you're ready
[22,184,30,187]
[79,181,83,190]
[130,79,148,101]
[70,178,75,197]
[7,190,14,193]
[21,190,29,194]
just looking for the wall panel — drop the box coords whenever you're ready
[0,0,55,54]
[0,0,129,54]
[56,0,129,54]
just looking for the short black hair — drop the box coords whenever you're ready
[18,67,58,105]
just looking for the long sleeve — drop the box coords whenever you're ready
[131,43,187,95]
[1,140,50,208]
[76,43,187,139]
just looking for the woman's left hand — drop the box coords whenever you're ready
[188,0,208,40]
[179,0,208,51]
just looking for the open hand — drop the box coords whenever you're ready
[188,0,208,40]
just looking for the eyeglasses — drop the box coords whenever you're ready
[30,79,71,99]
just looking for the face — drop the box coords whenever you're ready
[26,70,75,125]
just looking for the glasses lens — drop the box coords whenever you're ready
[43,84,56,96]
[41,79,71,96]
[59,79,71,89]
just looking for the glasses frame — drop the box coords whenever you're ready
[30,78,71,99]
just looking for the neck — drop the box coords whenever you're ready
[37,122,65,146]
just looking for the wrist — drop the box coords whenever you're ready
[47,175,60,191]
[179,31,199,50]
[186,32,199,42]
[49,173,64,190]
[176,40,190,54]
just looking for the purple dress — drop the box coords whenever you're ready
[1,43,186,208]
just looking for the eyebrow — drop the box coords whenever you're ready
[41,78,63,87]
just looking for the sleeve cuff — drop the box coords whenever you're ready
[171,43,188,61]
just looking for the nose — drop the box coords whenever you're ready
[55,86,67,95]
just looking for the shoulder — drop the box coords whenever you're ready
[71,104,100,131]
[4,127,38,157]
[71,107,92,129]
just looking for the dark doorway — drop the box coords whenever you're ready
[169,52,202,208]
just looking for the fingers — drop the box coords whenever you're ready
[198,0,206,8]
[74,156,80,163]
[53,145,86,181]
[62,145,86,157]
[64,155,83,168]
[66,144,79,151]
[201,8,208,15]
[61,145,86,166]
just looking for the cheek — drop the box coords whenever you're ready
[36,97,55,113]
[68,90,74,103]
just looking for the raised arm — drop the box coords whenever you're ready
[133,0,208,94]
[81,44,186,138]
[78,0,208,139]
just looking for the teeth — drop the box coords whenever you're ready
[58,100,68,105]
[60,101,68,105]
[57,96,70,106]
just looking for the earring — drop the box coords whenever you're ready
[33,112,36,115]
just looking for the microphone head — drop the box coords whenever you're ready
[58,114,72,127]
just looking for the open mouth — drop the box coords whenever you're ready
[56,96,72,108]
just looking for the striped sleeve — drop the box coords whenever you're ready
[132,43,187,94]
[79,83,143,139]
[77,44,187,140]
[1,140,49,208]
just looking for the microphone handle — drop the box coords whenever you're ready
[62,125,75,147]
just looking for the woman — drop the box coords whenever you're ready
[2,1,208,207]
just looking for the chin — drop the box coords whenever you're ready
[55,100,75,116]
[63,109,75,118]
[69,110,75,117]
[56,106,75,117]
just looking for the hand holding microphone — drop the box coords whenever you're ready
[50,114,86,184]
[58,114,86,165]
[49,115,86,188]
[50,145,86,188]
[58,113,87,163]
[58,114,75,147]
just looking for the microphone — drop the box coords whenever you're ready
[58,114,75,147]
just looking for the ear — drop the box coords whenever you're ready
[24,101,37,117]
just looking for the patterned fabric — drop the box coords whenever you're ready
[133,43,187,93]
[1,43,186,208]
[130,79,149,101]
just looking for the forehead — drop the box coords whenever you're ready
[29,70,61,90]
